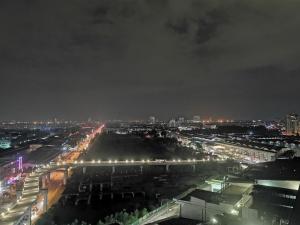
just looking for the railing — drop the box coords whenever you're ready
[130,202,173,225]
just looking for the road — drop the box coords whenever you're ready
[0,125,104,225]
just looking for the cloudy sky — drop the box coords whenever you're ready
[1,0,300,121]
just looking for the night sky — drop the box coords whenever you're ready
[1,0,300,121]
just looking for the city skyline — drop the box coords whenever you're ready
[1,1,300,225]
[1,0,300,121]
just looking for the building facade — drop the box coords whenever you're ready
[286,114,299,136]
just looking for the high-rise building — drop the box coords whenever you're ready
[168,119,177,127]
[193,115,201,123]
[286,113,299,135]
[178,117,185,124]
[149,116,156,124]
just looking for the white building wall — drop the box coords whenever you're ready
[179,199,235,221]
[180,201,205,221]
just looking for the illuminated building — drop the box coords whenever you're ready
[0,138,11,149]
[168,119,177,127]
[286,114,299,135]
[193,115,201,123]
[149,116,156,124]
[178,117,185,124]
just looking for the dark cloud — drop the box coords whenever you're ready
[1,0,300,121]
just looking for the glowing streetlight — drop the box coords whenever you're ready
[231,209,239,215]
[211,218,218,224]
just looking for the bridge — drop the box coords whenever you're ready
[0,159,217,225]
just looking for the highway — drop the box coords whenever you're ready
[0,125,104,225]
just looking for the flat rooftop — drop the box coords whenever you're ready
[181,189,221,204]
[182,185,244,205]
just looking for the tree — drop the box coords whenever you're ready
[122,212,129,223]
[105,216,111,224]
[125,214,136,225]
[134,209,139,219]
[140,208,148,217]
[96,220,105,225]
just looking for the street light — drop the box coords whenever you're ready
[231,209,239,215]
[211,218,218,224]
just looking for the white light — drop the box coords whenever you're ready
[114,160,118,163]
[178,159,181,162]
[231,209,239,215]
[211,218,218,224]
[74,160,78,164]
[193,159,196,162]
[142,159,145,163]
[80,160,83,164]
[98,160,101,163]
[1,212,5,217]
[109,160,112,163]
[131,160,134,163]
[173,159,176,162]
[188,159,191,162]
[126,160,129,163]
[92,160,95,163]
